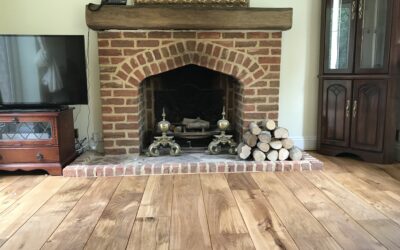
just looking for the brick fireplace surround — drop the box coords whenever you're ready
[98,30,283,155]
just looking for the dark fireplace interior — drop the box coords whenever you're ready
[143,64,239,151]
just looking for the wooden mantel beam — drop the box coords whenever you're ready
[86,5,293,31]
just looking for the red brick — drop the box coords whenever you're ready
[101,90,112,97]
[196,43,205,53]
[161,47,170,57]
[213,46,222,57]
[176,43,185,53]
[111,58,125,64]
[243,104,256,111]
[150,63,160,74]
[102,98,124,105]
[258,88,279,95]
[116,140,137,146]
[102,115,125,122]
[243,112,267,119]
[137,40,159,47]
[247,32,270,39]
[103,132,126,138]
[124,49,143,56]
[253,69,265,79]
[153,49,162,60]
[98,49,122,56]
[186,41,197,51]
[159,61,167,72]
[148,31,172,38]
[212,41,234,47]
[272,32,282,38]
[169,44,178,55]
[270,65,281,72]
[134,70,145,81]
[244,97,267,104]
[269,97,279,103]
[268,113,278,120]
[121,63,133,74]
[98,40,109,47]
[116,70,128,81]
[114,90,138,96]
[98,32,122,39]
[111,40,135,47]
[145,51,154,62]
[247,48,270,55]
[101,82,123,88]
[142,66,151,76]
[100,66,117,73]
[235,41,257,48]
[99,57,110,64]
[222,32,245,39]
[198,32,221,39]
[173,32,196,38]
[123,32,146,38]
[259,40,281,47]
[259,57,281,64]
[257,104,279,112]
[115,106,138,114]
[103,124,113,130]
[265,73,280,80]
[102,107,112,113]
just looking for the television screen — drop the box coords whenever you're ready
[0,35,88,107]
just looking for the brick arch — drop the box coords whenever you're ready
[113,41,267,88]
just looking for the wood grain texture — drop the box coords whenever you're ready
[136,175,173,218]
[0,178,94,250]
[200,174,255,249]
[170,175,212,250]
[0,176,20,192]
[304,171,400,249]
[0,175,45,214]
[277,172,385,249]
[251,173,342,250]
[41,177,121,250]
[86,5,293,31]
[127,217,170,250]
[85,176,148,250]
[0,177,68,246]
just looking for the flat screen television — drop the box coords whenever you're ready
[0,35,88,109]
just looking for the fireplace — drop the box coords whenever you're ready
[98,31,282,155]
[142,64,239,150]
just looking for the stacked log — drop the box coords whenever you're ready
[237,120,303,162]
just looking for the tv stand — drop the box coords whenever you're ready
[0,108,77,175]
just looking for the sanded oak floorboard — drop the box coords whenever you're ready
[170,175,212,250]
[0,178,94,250]
[0,176,68,247]
[278,172,385,250]
[304,171,400,249]
[41,177,121,250]
[251,173,342,250]
[84,176,148,250]
[200,174,255,250]
[0,176,21,192]
[0,175,45,215]
[136,175,173,218]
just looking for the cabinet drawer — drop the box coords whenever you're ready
[0,148,60,164]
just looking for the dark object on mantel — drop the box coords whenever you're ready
[134,0,249,7]
[85,4,292,31]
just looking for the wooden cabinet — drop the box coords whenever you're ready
[318,0,400,163]
[0,109,77,175]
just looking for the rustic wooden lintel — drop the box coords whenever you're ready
[86,5,293,31]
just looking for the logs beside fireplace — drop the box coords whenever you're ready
[237,120,303,162]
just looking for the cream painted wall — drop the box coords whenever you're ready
[0,0,321,150]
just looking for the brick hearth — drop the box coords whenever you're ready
[64,152,323,177]
[98,31,282,155]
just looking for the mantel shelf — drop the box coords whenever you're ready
[85,4,293,31]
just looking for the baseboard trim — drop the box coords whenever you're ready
[396,142,400,162]
[291,136,317,151]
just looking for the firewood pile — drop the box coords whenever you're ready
[237,120,303,162]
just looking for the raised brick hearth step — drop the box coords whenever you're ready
[63,152,323,177]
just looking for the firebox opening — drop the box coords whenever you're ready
[142,64,240,152]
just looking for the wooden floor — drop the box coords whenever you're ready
[0,153,399,250]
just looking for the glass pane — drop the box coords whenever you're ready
[359,0,388,69]
[0,121,52,141]
[326,0,353,71]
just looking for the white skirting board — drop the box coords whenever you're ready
[396,143,400,162]
[290,136,317,151]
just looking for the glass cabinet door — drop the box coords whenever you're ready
[355,0,391,73]
[324,0,357,73]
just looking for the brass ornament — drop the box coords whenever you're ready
[147,108,182,157]
[207,107,237,155]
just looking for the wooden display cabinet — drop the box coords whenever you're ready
[0,108,77,175]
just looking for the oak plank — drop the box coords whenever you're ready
[84,176,148,250]
[1,178,94,250]
[86,5,293,31]
[278,172,385,249]
[41,177,121,250]
[200,174,255,249]
[0,176,21,192]
[0,176,68,246]
[251,173,341,250]
[225,173,259,191]
[170,175,211,250]
[304,171,400,249]
[232,190,299,250]
[136,175,173,218]
[0,175,45,214]
[127,217,170,250]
